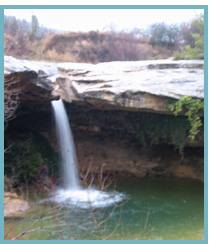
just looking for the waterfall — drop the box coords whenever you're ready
[51,99,80,190]
[49,99,125,209]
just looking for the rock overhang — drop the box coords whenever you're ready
[4,56,204,116]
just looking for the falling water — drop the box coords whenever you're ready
[49,99,125,209]
[51,99,80,190]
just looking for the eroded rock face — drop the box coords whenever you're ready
[74,132,203,181]
[4,57,58,122]
[5,102,204,182]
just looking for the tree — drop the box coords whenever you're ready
[148,23,180,49]
[4,16,19,36]
[175,15,204,59]
[30,15,39,40]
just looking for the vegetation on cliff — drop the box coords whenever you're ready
[168,96,204,142]
[5,133,58,188]
[136,114,189,153]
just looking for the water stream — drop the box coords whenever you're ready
[51,99,80,189]
[50,99,124,208]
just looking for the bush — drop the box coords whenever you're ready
[175,15,204,60]
[136,113,189,153]
[5,133,59,186]
[168,96,204,141]
[148,23,180,49]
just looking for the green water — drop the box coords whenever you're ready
[5,178,204,240]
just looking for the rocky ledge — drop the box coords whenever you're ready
[4,57,58,122]
[5,56,204,116]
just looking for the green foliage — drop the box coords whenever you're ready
[168,96,204,141]
[175,15,204,60]
[30,15,39,40]
[136,113,189,153]
[148,23,180,49]
[5,133,58,185]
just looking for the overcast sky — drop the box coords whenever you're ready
[4,9,203,32]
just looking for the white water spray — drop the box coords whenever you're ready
[52,99,80,190]
[49,99,125,209]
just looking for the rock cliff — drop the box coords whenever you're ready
[4,56,204,181]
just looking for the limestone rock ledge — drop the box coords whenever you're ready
[5,56,204,118]
[55,59,203,113]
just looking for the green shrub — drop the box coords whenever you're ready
[136,113,189,153]
[168,96,204,141]
[175,15,204,60]
[5,133,58,185]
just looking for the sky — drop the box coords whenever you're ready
[4,9,203,32]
